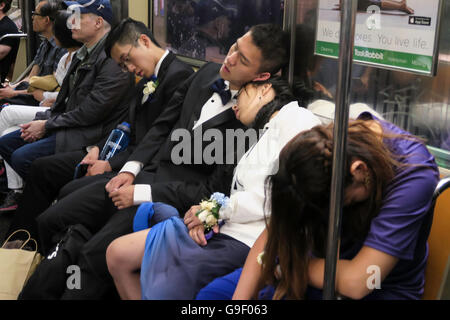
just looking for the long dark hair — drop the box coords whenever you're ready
[261,122,397,299]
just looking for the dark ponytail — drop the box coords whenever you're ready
[262,126,336,299]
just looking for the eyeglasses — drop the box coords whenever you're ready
[118,44,135,72]
[31,11,45,17]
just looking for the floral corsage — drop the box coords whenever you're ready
[196,192,229,240]
[142,75,159,104]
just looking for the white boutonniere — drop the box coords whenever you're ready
[142,76,159,104]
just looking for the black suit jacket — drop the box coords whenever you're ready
[128,62,245,214]
[104,52,194,171]
[35,37,135,153]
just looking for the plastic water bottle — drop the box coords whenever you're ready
[99,122,131,161]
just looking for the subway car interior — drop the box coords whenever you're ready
[0,0,449,302]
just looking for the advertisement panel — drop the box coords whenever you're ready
[315,0,442,75]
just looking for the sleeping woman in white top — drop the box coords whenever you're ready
[105,76,321,300]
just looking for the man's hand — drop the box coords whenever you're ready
[20,120,46,142]
[109,185,135,210]
[80,147,112,176]
[81,146,100,163]
[183,205,202,230]
[40,98,55,107]
[0,86,18,99]
[32,89,45,102]
[83,160,112,176]
[105,172,135,193]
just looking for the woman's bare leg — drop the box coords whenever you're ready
[106,228,150,300]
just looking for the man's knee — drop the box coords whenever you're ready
[10,147,30,177]
[29,156,52,179]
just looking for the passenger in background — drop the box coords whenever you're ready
[106,77,321,300]
[198,115,439,300]
[166,0,196,50]
[291,24,333,107]
[0,0,20,84]
[35,23,290,300]
[0,0,66,106]
[0,0,134,237]
[292,24,381,124]
[177,0,233,62]
[0,10,82,212]
[8,17,193,244]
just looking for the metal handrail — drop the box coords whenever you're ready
[0,33,27,42]
[322,0,358,300]
[434,177,450,200]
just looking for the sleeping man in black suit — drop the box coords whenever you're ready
[8,18,194,244]
[34,23,290,300]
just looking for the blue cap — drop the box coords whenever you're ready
[117,122,131,134]
[63,0,113,25]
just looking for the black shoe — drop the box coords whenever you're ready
[0,190,21,212]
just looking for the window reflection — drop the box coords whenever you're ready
[156,0,284,63]
[8,0,22,30]
[296,0,449,169]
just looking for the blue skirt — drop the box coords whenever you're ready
[133,202,250,300]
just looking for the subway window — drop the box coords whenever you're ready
[7,0,21,29]
[152,0,284,64]
[296,0,449,170]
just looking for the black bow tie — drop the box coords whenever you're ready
[211,78,232,105]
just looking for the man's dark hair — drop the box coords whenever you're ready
[104,18,160,58]
[249,24,290,75]
[0,0,12,14]
[53,10,82,49]
[40,0,63,21]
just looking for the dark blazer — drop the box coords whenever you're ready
[128,62,245,214]
[35,36,135,153]
[105,52,194,171]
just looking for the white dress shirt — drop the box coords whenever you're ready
[121,73,237,205]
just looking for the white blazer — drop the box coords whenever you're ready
[219,101,321,247]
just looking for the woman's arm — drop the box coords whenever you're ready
[232,229,268,300]
[308,246,398,300]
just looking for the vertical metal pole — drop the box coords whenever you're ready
[322,0,357,300]
[286,0,297,88]
[20,0,36,65]
[121,0,129,21]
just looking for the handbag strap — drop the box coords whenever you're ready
[1,229,31,248]
[23,238,38,252]
[1,229,38,252]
